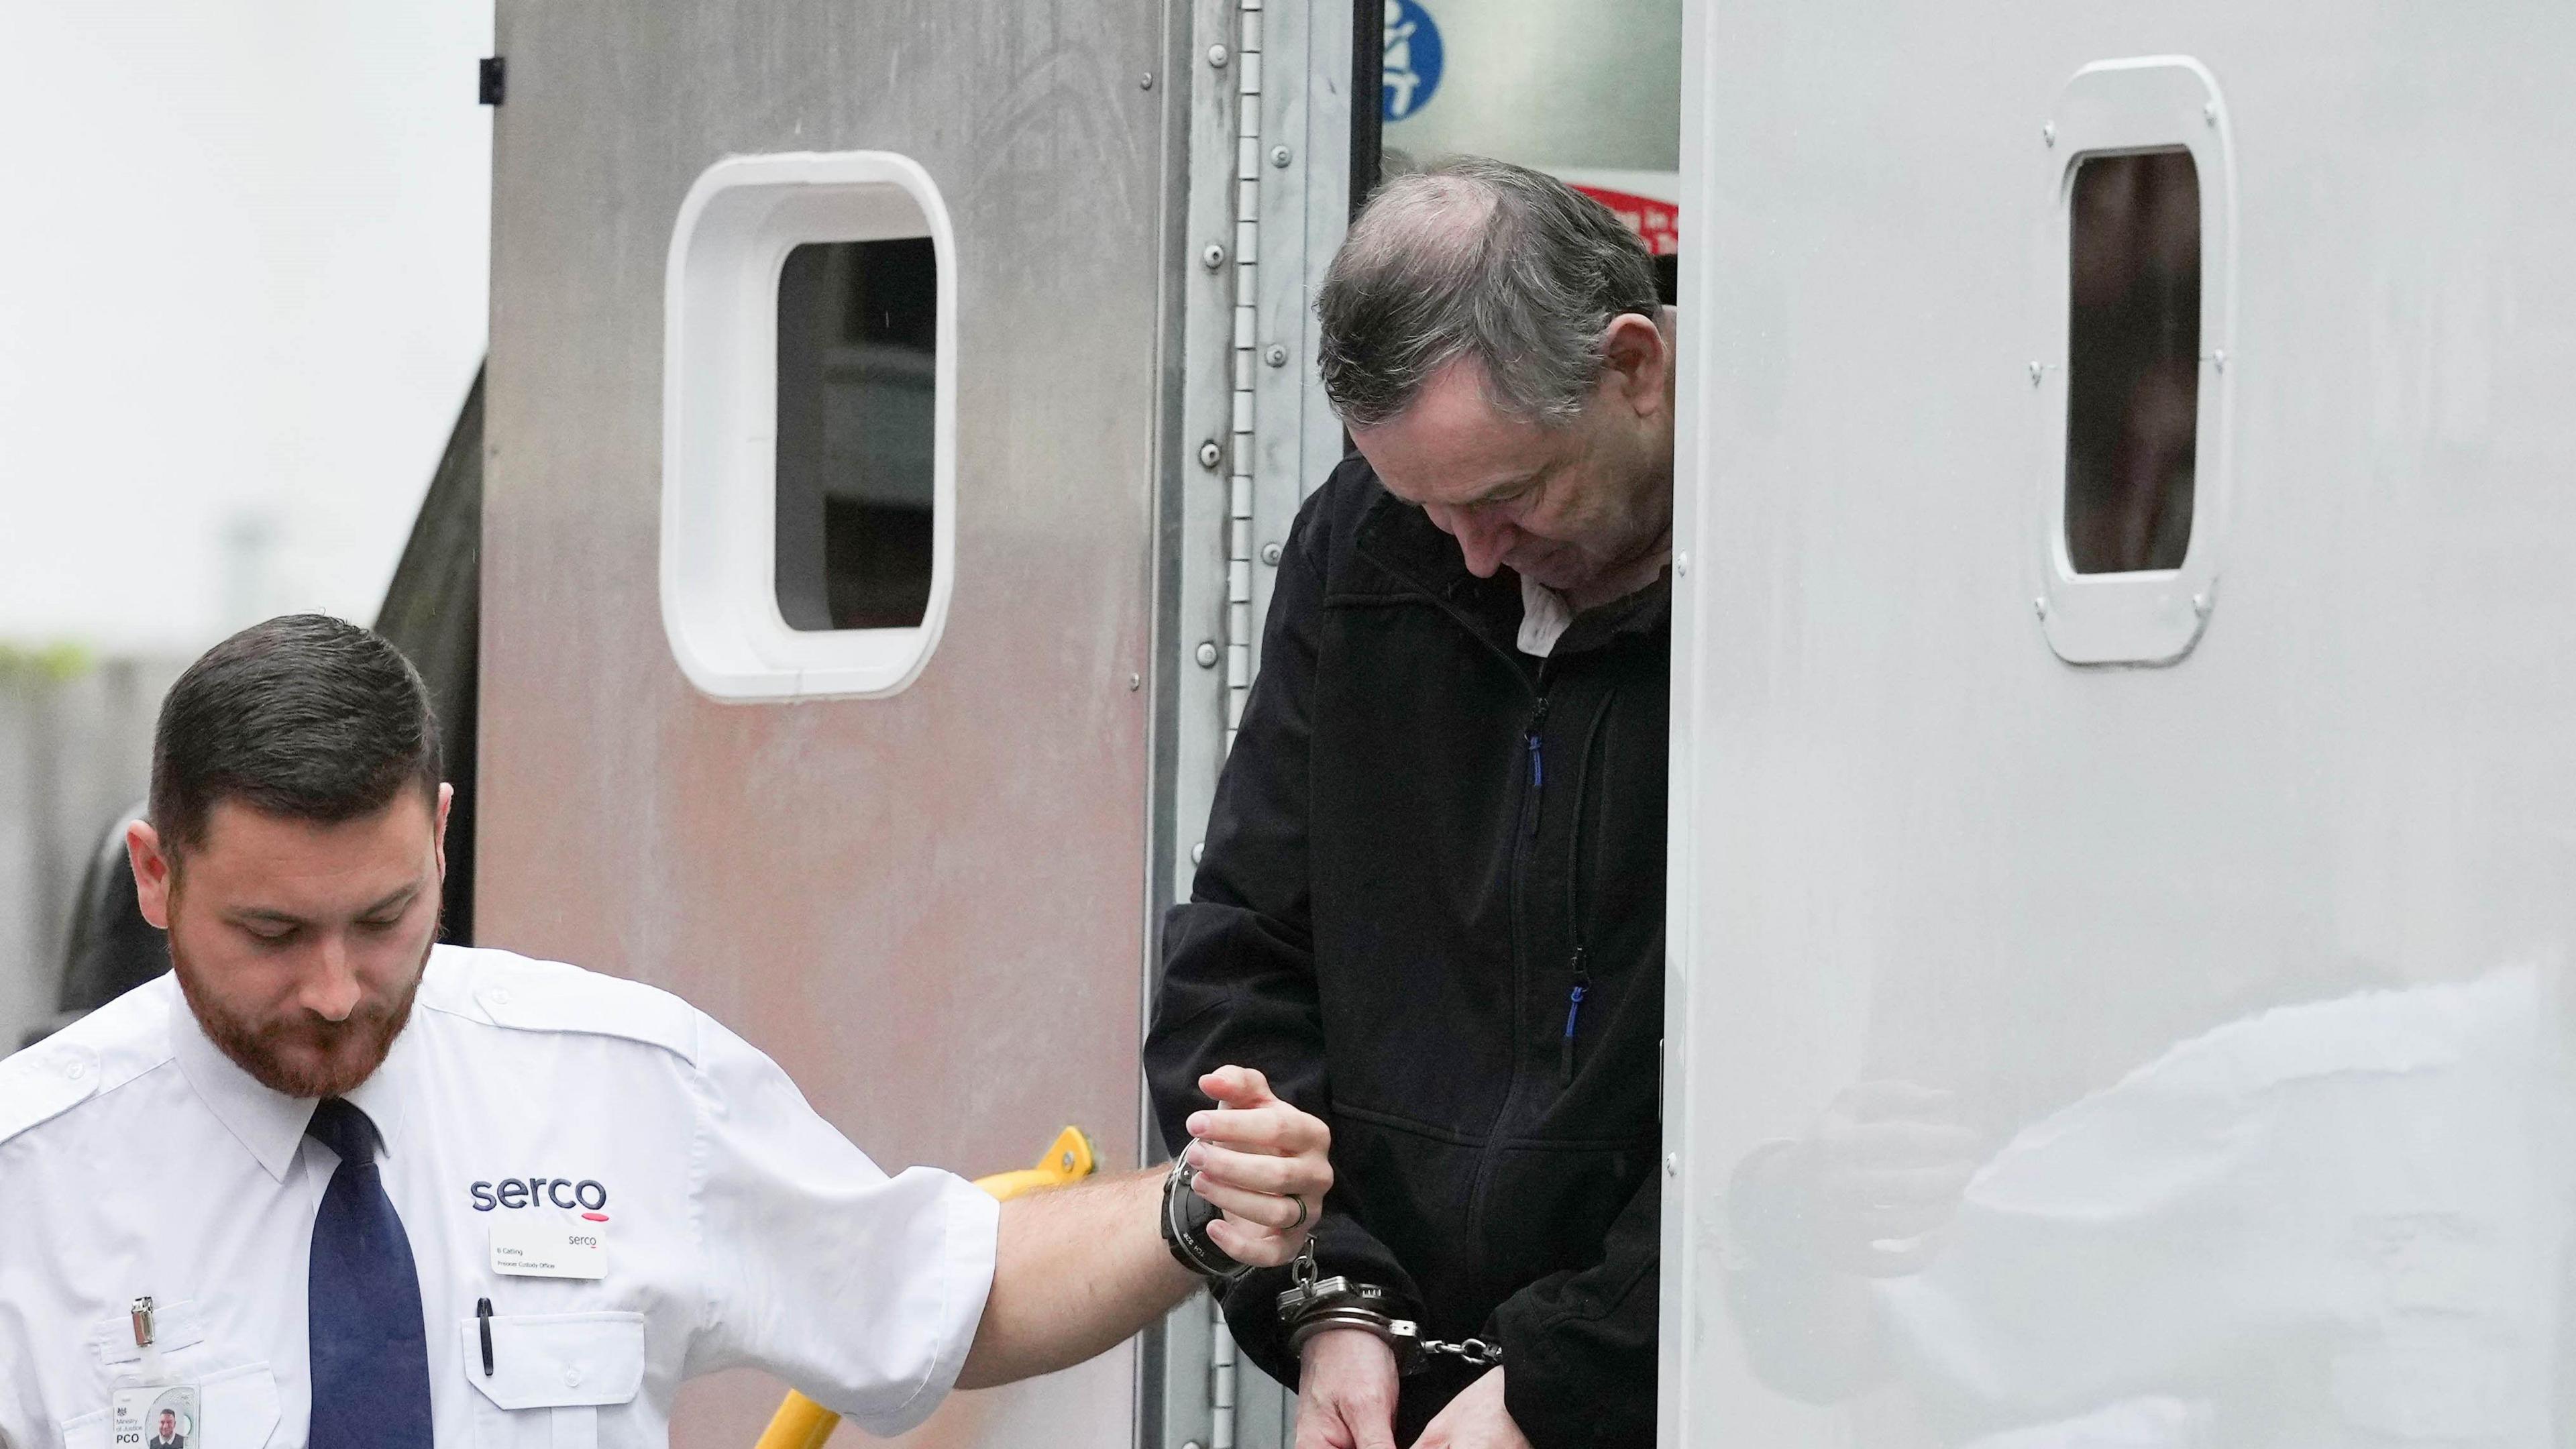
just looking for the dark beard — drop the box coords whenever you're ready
[172,937,428,1099]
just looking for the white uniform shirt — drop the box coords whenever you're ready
[0,946,1000,1449]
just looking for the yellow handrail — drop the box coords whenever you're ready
[750,1127,1100,1449]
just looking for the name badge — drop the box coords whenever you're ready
[112,1385,200,1448]
[490,1218,608,1279]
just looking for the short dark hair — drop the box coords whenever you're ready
[1317,156,1662,428]
[150,614,443,856]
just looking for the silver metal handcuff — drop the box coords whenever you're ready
[1275,1238,1505,1375]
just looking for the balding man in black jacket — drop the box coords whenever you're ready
[1146,158,1673,1449]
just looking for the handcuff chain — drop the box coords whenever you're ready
[1414,1336,1504,1368]
[1278,1245,1505,1374]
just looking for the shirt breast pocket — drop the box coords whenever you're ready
[56,1363,281,1449]
[456,1311,645,1449]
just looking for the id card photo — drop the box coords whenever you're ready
[111,1385,199,1449]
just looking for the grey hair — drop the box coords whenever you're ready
[1316,156,1662,429]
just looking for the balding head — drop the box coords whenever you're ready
[1317,157,1662,429]
[1326,160,1679,610]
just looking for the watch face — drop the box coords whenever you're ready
[1161,1162,1241,1280]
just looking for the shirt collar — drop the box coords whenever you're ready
[166,970,427,1182]
[167,987,315,1183]
[341,1008,417,1161]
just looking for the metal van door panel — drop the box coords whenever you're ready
[480,2,1174,1444]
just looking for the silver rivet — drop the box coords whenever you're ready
[1191,842,1205,864]
[1200,242,1227,271]
[1197,439,1223,470]
[2041,121,2056,147]
[1195,641,1220,667]
[1270,145,1293,168]
[1260,541,1283,566]
[2203,101,2218,126]
[1664,1152,1679,1177]
[1128,672,1142,691]
[1061,1150,1077,1169]
[2033,596,2049,620]
[1206,43,1230,67]
[1264,343,1289,368]
[1140,71,1156,90]
[2028,360,2044,386]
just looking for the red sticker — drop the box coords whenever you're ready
[582,1212,610,1222]
[1570,184,1681,258]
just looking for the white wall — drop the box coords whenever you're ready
[0,0,492,654]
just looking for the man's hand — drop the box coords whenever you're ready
[956,1067,1328,1389]
[1295,1327,1399,1449]
[1181,1065,1332,1267]
[1412,1366,1530,1449]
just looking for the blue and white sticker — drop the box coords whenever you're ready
[1382,0,1444,122]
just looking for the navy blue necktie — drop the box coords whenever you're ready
[306,1099,435,1449]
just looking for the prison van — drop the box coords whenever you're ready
[469,0,2575,1444]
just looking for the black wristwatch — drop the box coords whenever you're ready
[1161,1159,1251,1282]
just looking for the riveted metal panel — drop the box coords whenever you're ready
[478,2,1179,1444]
[1673,4,2576,1443]
[1157,2,1354,1442]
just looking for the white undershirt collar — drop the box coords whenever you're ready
[1516,572,1574,658]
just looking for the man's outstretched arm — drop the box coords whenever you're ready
[958,1066,1329,1388]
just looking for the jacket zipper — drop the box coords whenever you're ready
[1560,945,1591,1083]
[1558,692,1615,1084]
[1466,678,1554,1248]
[1521,696,1552,838]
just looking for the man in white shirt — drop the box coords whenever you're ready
[0,614,1330,1449]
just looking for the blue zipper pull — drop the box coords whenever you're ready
[1560,949,1590,1082]
[1523,697,1551,837]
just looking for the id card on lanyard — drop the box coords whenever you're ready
[113,1298,201,1448]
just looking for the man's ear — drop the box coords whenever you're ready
[127,818,174,931]
[433,782,455,883]
[1599,312,1671,420]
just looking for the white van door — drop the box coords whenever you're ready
[1670,7,2576,1444]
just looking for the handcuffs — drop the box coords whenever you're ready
[1275,1239,1504,1376]
[1162,1159,1503,1375]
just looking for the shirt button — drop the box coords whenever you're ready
[62,1057,87,1081]
[564,1366,582,1387]
[488,988,513,1006]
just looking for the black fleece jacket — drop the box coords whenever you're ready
[1146,456,1667,1447]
